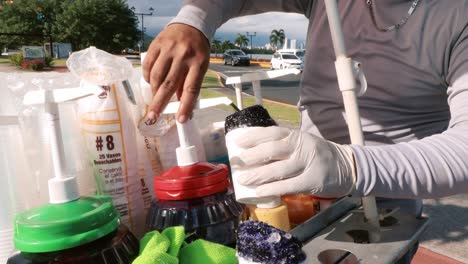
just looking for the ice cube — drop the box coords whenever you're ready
[267,232,282,243]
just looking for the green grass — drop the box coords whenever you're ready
[0,56,66,66]
[200,71,300,126]
[202,70,221,88]
[52,59,67,67]
[0,57,9,64]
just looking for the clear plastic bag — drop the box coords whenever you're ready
[4,71,95,204]
[68,47,149,237]
[1,71,96,262]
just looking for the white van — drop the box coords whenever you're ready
[277,49,305,61]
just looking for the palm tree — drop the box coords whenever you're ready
[270,29,285,50]
[221,40,235,52]
[211,39,221,57]
[234,33,249,49]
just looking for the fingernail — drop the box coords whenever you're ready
[146,111,159,124]
[145,118,156,126]
[178,115,187,123]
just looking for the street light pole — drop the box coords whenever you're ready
[131,6,154,52]
[37,12,54,57]
[246,31,256,58]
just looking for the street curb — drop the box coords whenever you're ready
[262,97,297,108]
[211,69,225,87]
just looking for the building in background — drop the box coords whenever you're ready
[44,43,72,58]
[290,39,297,49]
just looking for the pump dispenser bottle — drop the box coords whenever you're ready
[225,105,290,231]
[145,99,244,246]
[8,86,139,264]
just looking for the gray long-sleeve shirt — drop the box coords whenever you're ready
[171,0,468,203]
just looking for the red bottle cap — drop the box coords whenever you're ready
[154,162,230,200]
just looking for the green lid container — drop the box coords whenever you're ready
[14,196,120,253]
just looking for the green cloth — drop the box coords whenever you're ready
[132,227,237,264]
[179,239,237,264]
[133,227,185,264]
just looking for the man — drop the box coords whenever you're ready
[143,0,468,220]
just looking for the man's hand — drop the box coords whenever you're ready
[230,127,356,198]
[143,23,210,123]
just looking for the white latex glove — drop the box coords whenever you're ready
[230,127,356,198]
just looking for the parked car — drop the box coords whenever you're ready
[121,48,139,55]
[270,52,303,70]
[223,49,250,66]
[277,49,305,61]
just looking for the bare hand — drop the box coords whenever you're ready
[143,23,210,123]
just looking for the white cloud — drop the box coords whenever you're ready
[218,12,308,40]
[129,2,310,43]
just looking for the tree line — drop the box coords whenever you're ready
[0,0,139,53]
[211,29,286,55]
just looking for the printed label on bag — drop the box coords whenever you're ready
[79,84,143,232]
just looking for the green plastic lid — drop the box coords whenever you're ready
[14,196,120,253]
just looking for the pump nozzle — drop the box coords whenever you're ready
[23,86,103,203]
[162,97,233,167]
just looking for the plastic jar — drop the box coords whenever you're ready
[146,162,244,246]
[281,194,319,227]
[7,196,139,264]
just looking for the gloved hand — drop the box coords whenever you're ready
[231,127,356,198]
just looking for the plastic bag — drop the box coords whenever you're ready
[69,47,147,237]
[4,72,95,204]
[1,71,96,262]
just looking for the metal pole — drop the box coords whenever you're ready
[250,35,252,59]
[323,0,381,242]
[49,35,53,58]
[132,7,153,52]
[141,15,144,50]
[246,31,256,59]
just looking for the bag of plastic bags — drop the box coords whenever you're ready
[68,47,149,237]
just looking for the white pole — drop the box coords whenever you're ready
[235,83,244,110]
[252,80,263,106]
[324,0,380,242]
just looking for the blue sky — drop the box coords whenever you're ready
[126,0,309,46]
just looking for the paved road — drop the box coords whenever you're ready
[209,63,301,106]
[0,62,20,73]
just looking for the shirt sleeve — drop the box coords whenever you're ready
[169,0,312,40]
[351,9,468,199]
